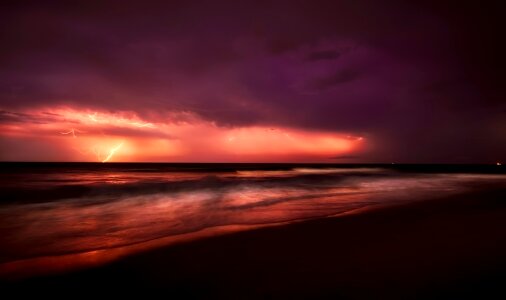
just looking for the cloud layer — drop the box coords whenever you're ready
[1,0,505,162]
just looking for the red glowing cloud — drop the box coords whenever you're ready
[0,107,365,162]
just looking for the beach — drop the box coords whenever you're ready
[2,191,505,298]
[1,164,505,298]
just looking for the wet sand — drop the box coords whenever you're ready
[2,186,506,299]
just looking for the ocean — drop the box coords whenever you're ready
[1,163,505,277]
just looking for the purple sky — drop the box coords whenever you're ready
[1,0,505,162]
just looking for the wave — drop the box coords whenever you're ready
[1,165,505,277]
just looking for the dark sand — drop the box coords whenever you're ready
[2,187,506,299]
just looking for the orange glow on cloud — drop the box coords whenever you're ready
[0,107,365,162]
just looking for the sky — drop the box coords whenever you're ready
[0,0,505,162]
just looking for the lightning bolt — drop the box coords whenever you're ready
[102,142,124,163]
[60,128,84,138]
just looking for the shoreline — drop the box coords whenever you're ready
[2,186,506,298]
[0,198,401,280]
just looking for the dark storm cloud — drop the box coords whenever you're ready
[0,110,60,124]
[1,0,505,162]
[310,69,360,90]
[305,50,341,61]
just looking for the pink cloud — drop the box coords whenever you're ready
[0,107,365,162]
